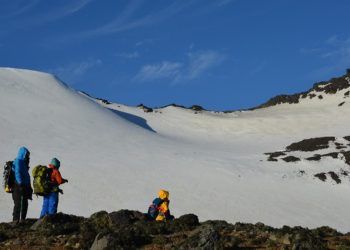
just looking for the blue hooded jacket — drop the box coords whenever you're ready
[12,147,31,186]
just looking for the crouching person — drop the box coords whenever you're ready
[12,147,33,224]
[40,158,68,218]
[147,189,174,221]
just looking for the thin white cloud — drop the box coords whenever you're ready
[250,61,267,76]
[69,0,196,40]
[306,36,350,78]
[116,51,140,59]
[134,61,183,82]
[50,59,102,84]
[187,51,226,79]
[135,39,155,47]
[217,0,236,7]
[12,0,94,28]
[0,0,40,19]
[134,50,226,83]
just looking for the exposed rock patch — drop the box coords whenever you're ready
[306,152,339,162]
[306,154,322,161]
[137,104,153,113]
[286,137,335,152]
[265,151,286,161]
[282,156,300,162]
[342,151,350,165]
[313,76,350,94]
[265,136,350,185]
[190,105,205,111]
[96,98,111,105]
[344,136,350,142]
[335,142,347,150]
[328,171,341,184]
[314,173,327,182]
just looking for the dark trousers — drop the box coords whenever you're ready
[12,184,28,222]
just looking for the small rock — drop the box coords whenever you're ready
[13,238,22,245]
[30,218,44,231]
[282,156,300,162]
[282,234,291,245]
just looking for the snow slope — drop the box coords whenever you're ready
[1,68,350,232]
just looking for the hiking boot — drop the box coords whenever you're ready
[10,220,19,227]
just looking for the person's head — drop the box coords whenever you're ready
[158,189,169,201]
[50,158,60,169]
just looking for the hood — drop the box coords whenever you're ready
[50,158,60,169]
[158,189,169,200]
[16,147,30,161]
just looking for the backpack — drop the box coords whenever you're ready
[32,165,52,196]
[147,198,163,220]
[3,161,14,193]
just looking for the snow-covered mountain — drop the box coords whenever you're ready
[1,67,350,232]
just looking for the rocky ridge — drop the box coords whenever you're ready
[254,69,350,109]
[1,210,350,249]
[85,70,350,114]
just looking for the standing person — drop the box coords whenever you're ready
[12,147,32,224]
[40,158,68,218]
[147,189,174,221]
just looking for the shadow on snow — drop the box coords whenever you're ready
[109,109,157,133]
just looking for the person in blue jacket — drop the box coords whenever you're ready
[12,147,32,223]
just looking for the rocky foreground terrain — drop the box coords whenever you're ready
[0,210,350,249]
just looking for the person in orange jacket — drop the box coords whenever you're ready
[147,189,174,221]
[40,158,68,217]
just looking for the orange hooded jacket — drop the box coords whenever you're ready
[48,164,64,185]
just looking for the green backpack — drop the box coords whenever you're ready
[32,165,52,196]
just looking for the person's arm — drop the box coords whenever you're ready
[52,170,63,185]
[14,160,23,185]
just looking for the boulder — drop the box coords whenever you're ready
[108,210,147,226]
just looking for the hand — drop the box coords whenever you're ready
[64,179,68,183]
[58,189,64,194]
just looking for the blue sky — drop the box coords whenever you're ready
[1,0,350,110]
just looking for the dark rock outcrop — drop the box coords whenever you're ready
[282,156,300,162]
[314,173,327,182]
[0,210,350,250]
[254,70,350,109]
[190,105,205,111]
[137,104,153,113]
[1,211,350,249]
[286,137,335,152]
[342,151,350,165]
[328,171,341,184]
[306,154,322,161]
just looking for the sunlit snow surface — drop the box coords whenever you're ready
[1,68,350,232]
